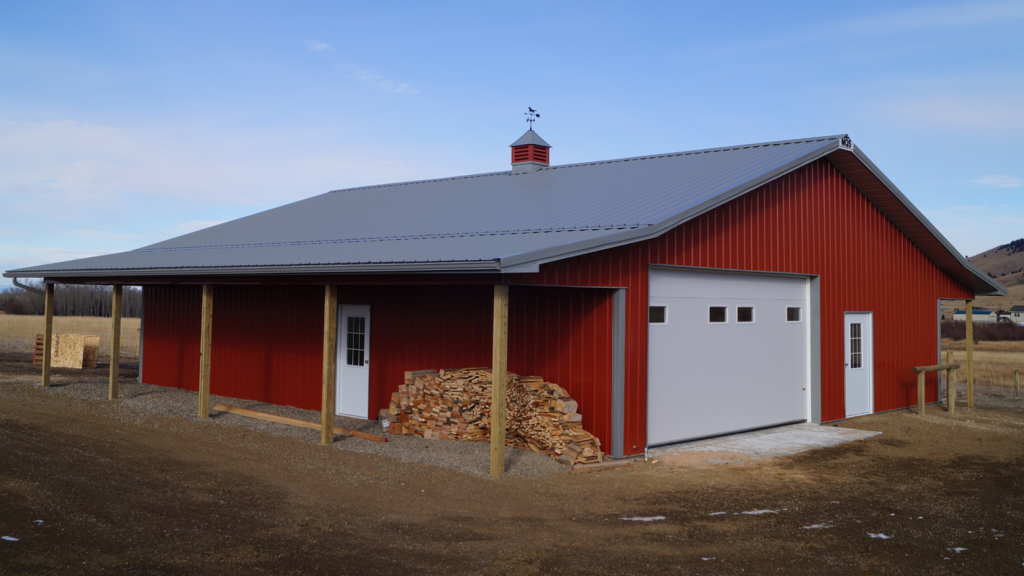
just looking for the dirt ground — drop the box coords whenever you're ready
[2,355,1023,575]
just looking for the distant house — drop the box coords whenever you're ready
[1009,305,1024,325]
[952,308,998,323]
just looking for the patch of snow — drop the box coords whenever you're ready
[701,557,716,561]
[889,513,896,516]
[740,510,778,515]
[801,522,833,529]
[948,547,967,553]
[831,501,840,504]
[867,533,891,539]
[620,516,666,522]
[34,520,43,524]
[708,512,726,516]
[1,537,17,542]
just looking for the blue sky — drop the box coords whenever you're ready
[2,1,1022,286]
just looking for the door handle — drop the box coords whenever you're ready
[845,363,849,367]
[364,360,369,365]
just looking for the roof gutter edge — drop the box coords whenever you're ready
[2,260,502,279]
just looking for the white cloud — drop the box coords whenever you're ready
[875,94,1024,134]
[163,220,226,236]
[74,230,156,240]
[972,175,1021,188]
[843,1,1024,34]
[0,244,112,279]
[304,40,331,52]
[337,63,418,94]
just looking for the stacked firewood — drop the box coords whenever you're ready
[388,368,603,466]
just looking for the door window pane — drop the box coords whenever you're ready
[787,307,801,322]
[346,316,366,366]
[849,323,862,369]
[737,307,754,323]
[709,306,727,323]
[649,306,667,324]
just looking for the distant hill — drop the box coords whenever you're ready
[938,239,1024,319]
[968,238,1024,288]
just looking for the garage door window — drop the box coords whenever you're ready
[649,306,667,324]
[709,306,727,323]
[787,307,802,322]
[737,306,754,323]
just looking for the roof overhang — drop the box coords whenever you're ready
[497,140,1005,297]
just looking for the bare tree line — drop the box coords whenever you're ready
[0,280,142,318]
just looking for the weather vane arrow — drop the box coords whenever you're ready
[525,107,539,129]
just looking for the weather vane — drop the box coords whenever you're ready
[524,107,540,129]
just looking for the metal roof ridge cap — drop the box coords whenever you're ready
[532,134,844,173]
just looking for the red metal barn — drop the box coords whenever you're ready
[6,132,1004,458]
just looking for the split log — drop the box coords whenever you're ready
[388,368,605,466]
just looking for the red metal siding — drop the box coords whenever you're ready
[510,158,973,455]
[143,284,496,414]
[508,286,614,450]
[143,285,202,392]
[142,283,614,447]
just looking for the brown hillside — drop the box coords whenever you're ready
[937,239,1024,318]
[968,238,1024,280]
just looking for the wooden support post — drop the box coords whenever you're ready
[917,371,926,416]
[321,285,338,445]
[1015,370,1020,399]
[966,300,974,408]
[41,284,54,387]
[947,367,956,414]
[198,285,213,418]
[490,284,509,478]
[109,285,122,400]
[945,350,954,412]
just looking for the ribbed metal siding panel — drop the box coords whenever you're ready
[511,158,973,455]
[142,285,202,391]
[508,286,614,451]
[143,284,496,415]
[208,285,323,410]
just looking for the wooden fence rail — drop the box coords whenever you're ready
[911,363,960,416]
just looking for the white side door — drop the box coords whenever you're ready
[844,312,873,418]
[336,304,370,419]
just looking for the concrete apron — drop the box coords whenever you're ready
[648,423,881,465]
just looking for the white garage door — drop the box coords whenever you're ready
[648,268,809,446]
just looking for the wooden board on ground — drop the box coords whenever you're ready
[569,460,632,474]
[213,403,388,443]
[44,333,101,369]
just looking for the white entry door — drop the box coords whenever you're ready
[336,304,370,419]
[844,312,873,418]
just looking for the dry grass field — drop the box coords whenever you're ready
[941,338,1024,394]
[0,315,140,363]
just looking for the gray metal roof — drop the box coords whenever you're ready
[4,133,1005,295]
[510,129,551,148]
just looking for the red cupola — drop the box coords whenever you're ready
[510,129,551,174]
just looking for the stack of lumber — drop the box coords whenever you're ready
[388,368,603,466]
[34,333,99,369]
